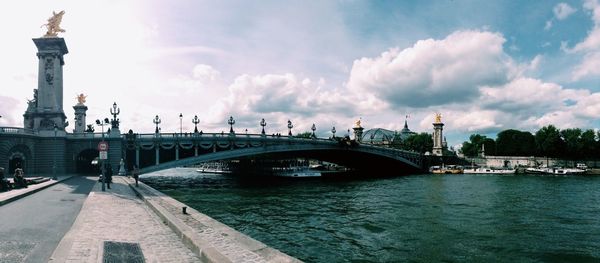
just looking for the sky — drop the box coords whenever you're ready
[0,0,599,148]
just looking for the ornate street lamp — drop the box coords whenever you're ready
[153,115,161,134]
[331,126,336,138]
[311,123,316,138]
[110,102,120,129]
[95,117,109,191]
[287,120,293,136]
[192,115,200,133]
[179,113,183,135]
[228,116,235,134]
[260,118,267,135]
[370,132,375,144]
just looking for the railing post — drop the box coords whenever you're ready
[155,145,160,165]
[135,146,140,168]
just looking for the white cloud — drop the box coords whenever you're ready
[567,0,600,80]
[544,20,553,30]
[554,3,577,20]
[347,30,512,108]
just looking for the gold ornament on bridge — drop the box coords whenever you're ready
[434,113,442,123]
[41,10,66,37]
[355,118,362,128]
[76,93,87,105]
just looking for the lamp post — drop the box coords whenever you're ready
[260,118,267,135]
[287,120,293,136]
[96,118,109,191]
[179,113,183,135]
[192,115,200,133]
[110,102,120,129]
[53,124,57,180]
[228,116,235,134]
[331,126,336,138]
[153,115,161,134]
[311,123,316,138]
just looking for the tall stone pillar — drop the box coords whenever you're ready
[73,103,88,133]
[24,38,69,133]
[352,118,364,142]
[432,114,444,156]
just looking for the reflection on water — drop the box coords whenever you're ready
[142,168,600,262]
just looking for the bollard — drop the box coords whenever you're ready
[182,206,187,214]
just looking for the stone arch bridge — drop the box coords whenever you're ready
[0,128,424,175]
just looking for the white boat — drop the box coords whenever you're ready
[463,167,515,174]
[525,166,586,175]
[273,166,321,178]
[195,162,232,174]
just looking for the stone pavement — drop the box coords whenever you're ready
[49,176,200,263]
[129,178,302,263]
[0,175,73,206]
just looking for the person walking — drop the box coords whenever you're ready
[106,163,113,189]
[132,165,140,187]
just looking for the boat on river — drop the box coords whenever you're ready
[430,165,463,174]
[195,162,232,174]
[463,167,515,174]
[525,166,586,175]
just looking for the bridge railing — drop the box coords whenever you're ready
[133,132,337,143]
[0,127,34,134]
[66,132,113,139]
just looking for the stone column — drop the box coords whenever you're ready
[30,37,69,133]
[432,122,444,156]
[73,104,88,133]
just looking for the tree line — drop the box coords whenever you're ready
[460,125,600,159]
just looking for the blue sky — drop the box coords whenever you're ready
[0,0,599,148]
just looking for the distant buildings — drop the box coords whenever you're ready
[360,119,416,146]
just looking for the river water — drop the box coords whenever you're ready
[142,168,600,262]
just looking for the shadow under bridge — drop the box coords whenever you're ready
[139,142,423,175]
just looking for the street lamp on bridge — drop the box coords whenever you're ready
[95,118,110,191]
[311,123,316,138]
[192,115,200,133]
[153,115,161,134]
[287,120,293,136]
[179,113,183,135]
[260,118,267,135]
[228,116,235,134]
[331,126,336,138]
[110,102,120,129]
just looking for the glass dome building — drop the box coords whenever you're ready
[361,120,416,145]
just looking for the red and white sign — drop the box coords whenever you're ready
[98,141,109,151]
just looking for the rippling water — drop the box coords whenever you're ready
[142,168,600,262]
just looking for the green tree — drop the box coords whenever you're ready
[560,128,582,159]
[403,133,433,154]
[535,125,565,157]
[580,129,597,159]
[495,129,535,156]
[461,134,488,157]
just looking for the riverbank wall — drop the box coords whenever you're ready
[126,177,302,263]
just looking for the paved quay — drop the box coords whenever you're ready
[129,178,302,263]
[0,175,74,206]
[50,176,200,263]
[0,176,95,263]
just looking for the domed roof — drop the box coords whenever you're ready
[362,128,395,143]
[398,120,416,140]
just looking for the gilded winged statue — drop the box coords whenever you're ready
[435,113,442,123]
[76,93,87,105]
[42,10,66,37]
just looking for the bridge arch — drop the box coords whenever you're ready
[140,143,422,175]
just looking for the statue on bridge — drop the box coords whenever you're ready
[76,93,87,105]
[435,113,442,123]
[42,10,66,37]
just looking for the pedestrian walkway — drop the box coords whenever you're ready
[50,176,200,262]
[128,178,301,263]
[0,175,73,206]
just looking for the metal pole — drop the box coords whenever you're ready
[101,123,105,191]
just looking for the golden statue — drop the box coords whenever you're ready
[355,118,362,128]
[76,93,87,105]
[42,10,66,37]
[435,113,442,123]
